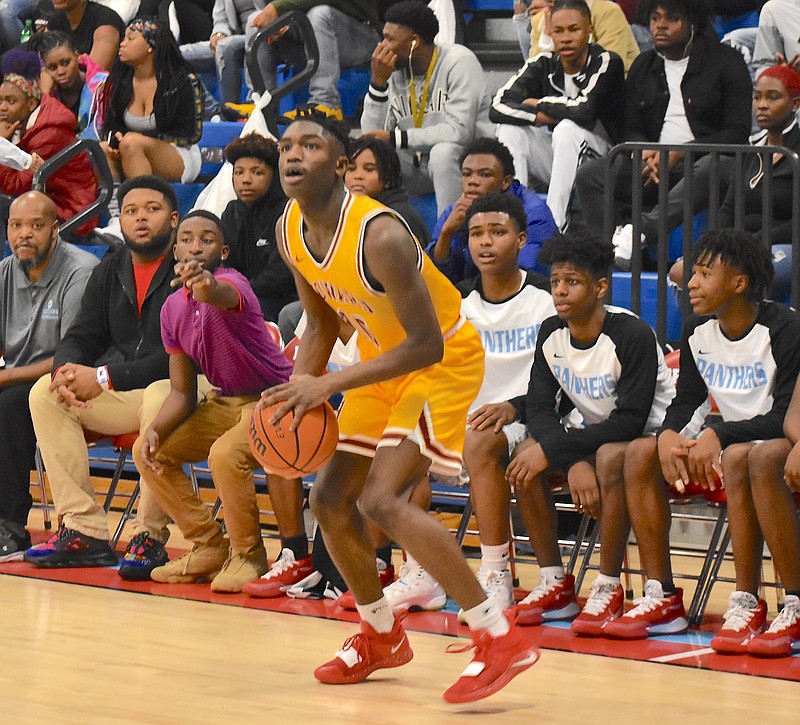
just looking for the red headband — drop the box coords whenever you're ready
[759,64,800,98]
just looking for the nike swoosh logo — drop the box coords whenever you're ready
[698,350,711,355]
[256,239,268,247]
[391,637,407,654]
[553,353,563,358]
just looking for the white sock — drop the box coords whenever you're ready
[462,598,510,638]
[540,566,565,583]
[480,542,510,573]
[596,573,621,588]
[356,596,395,634]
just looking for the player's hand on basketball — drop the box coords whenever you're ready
[686,428,723,491]
[567,461,601,518]
[371,40,397,87]
[261,374,331,430]
[49,363,100,407]
[468,402,517,433]
[140,428,163,474]
[657,429,689,493]
[784,442,800,492]
[506,438,548,487]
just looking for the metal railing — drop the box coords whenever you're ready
[246,11,320,138]
[604,142,800,345]
[32,138,114,239]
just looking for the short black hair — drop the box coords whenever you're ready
[349,136,403,189]
[690,228,773,304]
[225,132,279,169]
[460,137,516,179]
[118,174,178,212]
[465,192,527,235]
[177,209,226,244]
[284,109,350,157]
[551,0,592,23]
[539,229,614,279]
[642,0,712,35]
[383,1,439,45]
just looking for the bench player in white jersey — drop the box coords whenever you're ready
[608,229,800,644]
[505,229,675,635]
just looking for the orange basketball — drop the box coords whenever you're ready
[248,400,339,476]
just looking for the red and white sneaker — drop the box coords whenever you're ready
[603,580,688,639]
[515,572,580,626]
[314,616,413,685]
[570,579,624,637]
[243,548,314,598]
[336,559,397,611]
[748,594,800,658]
[443,614,540,703]
[710,591,767,654]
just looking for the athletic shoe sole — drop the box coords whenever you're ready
[0,551,27,563]
[442,648,540,704]
[31,551,119,568]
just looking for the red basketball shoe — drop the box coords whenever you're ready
[603,580,688,639]
[243,548,314,598]
[710,591,767,654]
[443,615,540,703]
[571,579,624,637]
[516,572,580,626]
[748,595,800,658]
[314,616,413,685]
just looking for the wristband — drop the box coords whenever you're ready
[96,365,110,391]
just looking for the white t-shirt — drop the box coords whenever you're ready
[563,72,580,99]
[659,56,694,144]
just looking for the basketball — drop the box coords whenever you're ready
[248,400,339,476]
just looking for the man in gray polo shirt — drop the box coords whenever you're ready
[0,191,98,560]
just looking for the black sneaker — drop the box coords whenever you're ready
[27,527,118,568]
[0,520,32,563]
[118,531,169,581]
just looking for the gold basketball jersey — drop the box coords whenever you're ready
[281,190,463,361]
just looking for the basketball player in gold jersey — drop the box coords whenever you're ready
[260,113,540,703]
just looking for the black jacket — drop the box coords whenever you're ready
[53,246,174,391]
[718,121,800,244]
[623,33,752,146]
[490,44,626,144]
[221,176,297,322]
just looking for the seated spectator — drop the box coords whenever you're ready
[97,18,204,183]
[753,0,800,77]
[506,230,674,634]
[220,132,297,323]
[0,49,98,238]
[370,193,556,615]
[247,1,381,120]
[33,30,108,136]
[24,176,192,577]
[361,1,493,215]
[0,0,31,54]
[427,136,556,281]
[46,0,125,70]
[345,135,431,247]
[491,0,625,232]
[609,229,800,642]
[0,191,98,560]
[135,211,304,593]
[529,0,641,73]
[574,0,752,268]
[180,0,256,105]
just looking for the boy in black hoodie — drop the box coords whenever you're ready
[221,133,297,322]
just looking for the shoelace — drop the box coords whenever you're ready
[627,593,662,616]
[264,551,296,579]
[721,604,757,632]
[525,578,561,604]
[387,562,423,590]
[766,602,799,633]
[582,584,618,616]
[126,532,154,556]
[445,629,493,657]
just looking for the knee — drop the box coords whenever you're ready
[748,439,791,483]
[118,132,146,155]
[309,479,348,522]
[306,4,333,27]
[208,434,247,474]
[28,374,57,417]
[550,119,580,147]
[463,427,506,470]
[357,484,395,529]
[595,443,626,490]
[623,437,657,482]
[427,142,460,174]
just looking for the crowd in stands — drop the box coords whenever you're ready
[2,0,800,674]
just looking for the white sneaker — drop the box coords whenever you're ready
[383,561,447,612]
[612,224,634,270]
[285,570,344,601]
[457,568,514,623]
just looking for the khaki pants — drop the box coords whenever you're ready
[28,374,212,542]
[132,392,263,558]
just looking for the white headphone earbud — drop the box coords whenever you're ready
[411,39,418,51]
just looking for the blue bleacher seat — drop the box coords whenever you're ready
[276,65,371,118]
[410,193,439,232]
[713,12,759,38]
[612,271,683,341]
[668,211,709,261]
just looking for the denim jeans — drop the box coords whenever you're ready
[182,34,248,104]
[0,0,31,52]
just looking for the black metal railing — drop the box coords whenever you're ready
[603,142,800,345]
